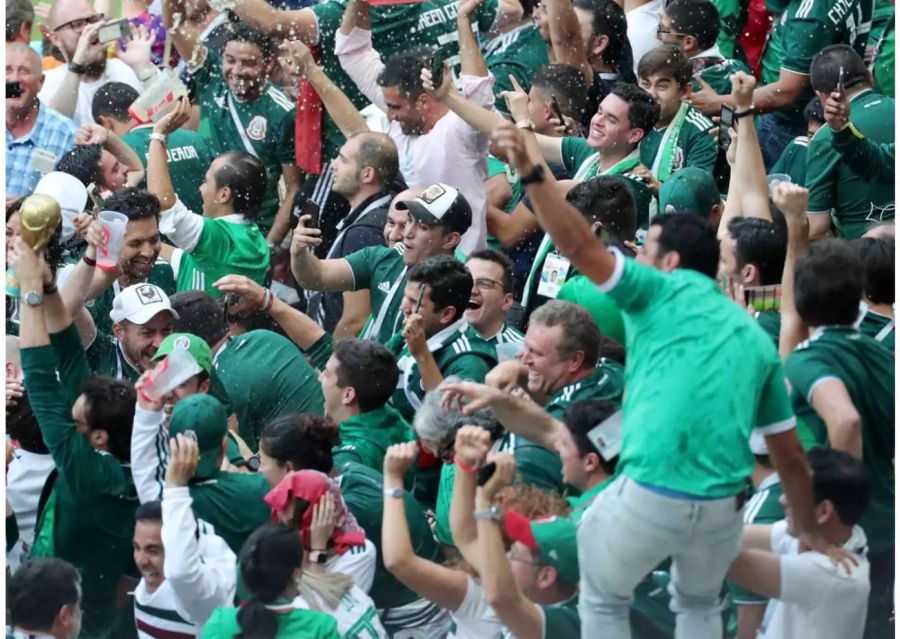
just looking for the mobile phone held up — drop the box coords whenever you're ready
[98,18,131,45]
[718,104,735,152]
[6,81,22,99]
[430,50,444,91]
[836,65,846,98]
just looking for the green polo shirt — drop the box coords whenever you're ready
[122,125,213,216]
[806,90,895,238]
[784,326,894,554]
[333,405,416,477]
[186,49,295,233]
[770,136,810,186]
[483,23,550,111]
[214,329,324,451]
[345,244,407,345]
[603,252,795,497]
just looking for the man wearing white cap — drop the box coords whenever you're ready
[83,282,178,382]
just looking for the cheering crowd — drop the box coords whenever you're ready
[3,0,895,636]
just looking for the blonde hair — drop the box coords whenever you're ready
[297,570,354,611]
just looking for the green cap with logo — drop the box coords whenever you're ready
[152,333,213,375]
[658,167,721,218]
[504,511,580,586]
[168,394,228,478]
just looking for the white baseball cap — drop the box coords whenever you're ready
[395,183,472,235]
[110,283,179,325]
[33,172,88,242]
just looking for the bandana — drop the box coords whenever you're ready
[264,470,365,555]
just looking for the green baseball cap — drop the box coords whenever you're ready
[504,511,579,587]
[168,394,228,478]
[152,333,213,375]
[658,167,722,218]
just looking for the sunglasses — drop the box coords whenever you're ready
[54,13,104,33]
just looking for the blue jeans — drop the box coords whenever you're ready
[757,113,807,172]
[577,475,744,639]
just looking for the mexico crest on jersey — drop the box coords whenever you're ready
[247,116,267,141]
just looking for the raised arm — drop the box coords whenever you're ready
[42,21,104,118]
[824,91,896,181]
[162,0,200,63]
[773,183,810,360]
[147,97,192,210]
[131,373,169,503]
[544,0,592,82]
[73,124,145,189]
[289,216,356,292]
[229,0,318,43]
[457,0,490,78]
[449,426,492,569]
[335,0,387,110]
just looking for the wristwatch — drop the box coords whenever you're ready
[473,505,501,521]
[308,550,329,565]
[383,487,404,499]
[68,62,87,75]
[22,290,43,307]
[515,119,536,132]
[519,164,546,186]
[149,132,168,146]
[734,105,755,120]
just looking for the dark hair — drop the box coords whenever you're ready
[8,558,81,632]
[650,213,720,278]
[7,391,49,454]
[562,399,619,475]
[332,338,399,411]
[91,81,140,124]
[808,448,870,526]
[349,132,399,189]
[224,21,276,59]
[803,96,826,125]
[56,144,103,188]
[237,524,304,639]
[104,188,161,222]
[212,151,268,220]
[531,64,589,120]
[259,414,341,474]
[467,248,514,292]
[665,0,720,50]
[794,239,864,326]
[408,255,473,322]
[376,46,433,98]
[566,175,637,242]
[810,44,869,94]
[529,300,601,365]
[170,291,229,346]
[637,45,693,87]
[80,376,136,463]
[853,238,894,305]
[219,293,276,333]
[6,0,35,41]
[727,217,787,286]
[135,500,163,524]
[572,0,635,80]
[608,82,660,136]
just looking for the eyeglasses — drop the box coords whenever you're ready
[474,277,505,292]
[656,25,690,38]
[54,13,104,33]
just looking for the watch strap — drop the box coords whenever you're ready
[383,487,404,499]
[23,290,44,306]
[68,62,87,75]
[149,132,168,145]
[519,164,546,186]
[308,550,329,564]
[734,106,754,120]
[473,506,500,521]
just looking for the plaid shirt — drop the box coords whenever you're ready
[6,102,76,197]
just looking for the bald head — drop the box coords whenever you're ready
[47,0,95,29]
[350,131,399,188]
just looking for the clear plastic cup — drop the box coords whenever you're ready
[767,173,792,197]
[139,348,203,402]
[96,210,129,271]
[496,342,525,362]
[128,68,188,124]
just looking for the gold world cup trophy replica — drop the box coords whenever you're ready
[6,194,62,296]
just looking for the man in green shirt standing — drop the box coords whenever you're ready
[91,83,213,217]
[322,338,416,475]
[805,46,895,239]
[147,98,271,297]
[291,184,472,345]
[491,120,843,639]
[782,237,894,639]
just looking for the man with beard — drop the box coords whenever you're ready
[58,188,176,337]
[5,43,76,200]
[39,0,143,126]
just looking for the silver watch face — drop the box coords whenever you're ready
[23,291,42,306]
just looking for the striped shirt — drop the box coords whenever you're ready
[6,103,76,197]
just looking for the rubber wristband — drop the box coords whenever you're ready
[453,455,479,474]
[82,254,97,267]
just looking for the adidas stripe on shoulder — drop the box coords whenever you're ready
[267,86,295,112]
[686,109,714,132]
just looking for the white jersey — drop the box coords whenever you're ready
[449,577,503,639]
[327,539,377,594]
[6,449,55,571]
[294,585,388,639]
[38,59,141,127]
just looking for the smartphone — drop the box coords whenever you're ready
[98,18,131,45]
[292,193,320,229]
[413,283,426,314]
[430,49,444,90]
[744,284,782,312]
[836,65,846,97]
[718,104,735,151]
[6,81,22,99]
[86,182,106,210]
[549,95,565,124]
[477,462,497,487]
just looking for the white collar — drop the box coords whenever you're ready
[757,472,781,491]
[216,213,252,225]
[423,318,467,353]
[691,44,723,59]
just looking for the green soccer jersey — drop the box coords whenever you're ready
[333,405,417,476]
[201,605,340,639]
[83,261,177,337]
[214,329,325,451]
[806,90,895,238]
[483,23,550,112]
[604,252,796,497]
[85,332,141,383]
[770,135,810,186]
[709,0,741,57]
[387,320,498,422]
[189,470,272,555]
[728,474,784,605]
[186,49,296,232]
[755,310,782,347]
[483,321,525,345]
[691,57,752,96]
[784,326,894,554]
[312,0,500,163]
[872,12,894,98]
[557,275,626,345]
[345,243,407,345]
[544,361,625,417]
[485,155,521,251]
[857,307,894,351]
[764,0,872,126]
[638,106,717,184]
[336,461,440,609]
[123,124,213,216]
[166,204,270,297]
